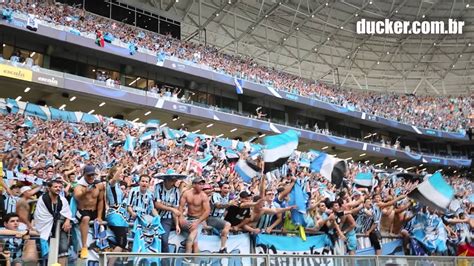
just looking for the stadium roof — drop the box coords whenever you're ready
[125,0,473,95]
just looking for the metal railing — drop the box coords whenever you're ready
[99,253,474,266]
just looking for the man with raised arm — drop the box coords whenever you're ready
[178,177,210,253]
[73,165,105,259]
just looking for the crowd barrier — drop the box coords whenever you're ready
[99,253,474,266]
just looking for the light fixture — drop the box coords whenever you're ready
[314,48,318,51]
[99,102,105,107]
[251,26,255,30]
[265,14,268,18]
[2,44,5,47]
[377,61,380,64]
[422,14,425,18]
[405,166,415,171]
[386,51,390,55]
[390,159,397,163]
[59,104,66,110]
[88,109,95,114]
[375,163,383,167]
[393,165,399,168]
[421,168,427,172]
[340,26,344,29]
[296,27,299,31]
[24,87,30,93]
[369,1,373,4]
[216,134,224,138]
[433,42,437,46]
[467,3,470,8]
[215,13,219,16]
[283,38,287,41]
[172,116,179,121]
[452,64,455,68]
[453,170,457,173]
[128,77,141,86]
[30,52,36,57]
[355,13,358,17]
[70,96,76,102]
[346,55,350,59]
[311,14,315,18]
[259,134,266,138]
[207,123,214,128]
[419,164,424,167]
[359,153,366,157]
[468,43,472,47]
[459,54,463,58]
[144,111,151,116]
[364,160,370,164]
[92,69,96,72]
[160,123,167,127]
[228,0,232,4]
[395,10,398,13]
[15,96,22,101]
[192,129,201,133]
[132,118,139,123]
[230,128,237,132]
[325,2,328,6]
[345,157,352,160]
[327,37,330,40]
[322,146,329,150]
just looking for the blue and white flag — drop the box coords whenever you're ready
[132,214,165,265]
[225,149,240,162]
[198,153,214,167]
[234,77,243,95]
[255,234,332,255]
[289,179,309,226]
[162,127,182,140]
[145,119,160,130]
[235,159,261,184]
[123,135,136,152]
[408,172,454,212]
[354,172,375,187]
[310,151,346,187]
[262,130,299,173]
[139,131,156,144]
[104,32,114,43]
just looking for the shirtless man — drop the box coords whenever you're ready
[331,200,357,255]
[178,177,210,253]
[73,165,105,259]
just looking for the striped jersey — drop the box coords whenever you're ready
[154,183,180,219]
[256,201,280,229]
[3,192,19,214]
[210,192,229,218]
[126,187,155,216]
[355,205,381,234]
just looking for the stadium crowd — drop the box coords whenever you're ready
[1,1,472,133]
[0,107,473,265]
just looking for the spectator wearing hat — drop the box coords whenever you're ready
[178,177,210,253]
[73,165,105,259]
[224,191,256,232]
[154,170,183,255]
[16,185,41,231]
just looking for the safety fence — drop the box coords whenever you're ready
[99,253,474,266]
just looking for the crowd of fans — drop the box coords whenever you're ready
[2,1,472,133]
[0,108,473,265]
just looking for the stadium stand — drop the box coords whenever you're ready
[1,1,472,133]
[0,1,473,266]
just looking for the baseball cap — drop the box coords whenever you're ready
[83,165,96,176]
[192,177,205,184]
[239,191,251,199]
[20,186,31,195]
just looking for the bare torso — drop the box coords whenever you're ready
[75,184,104,210]
[183,189,208,218]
